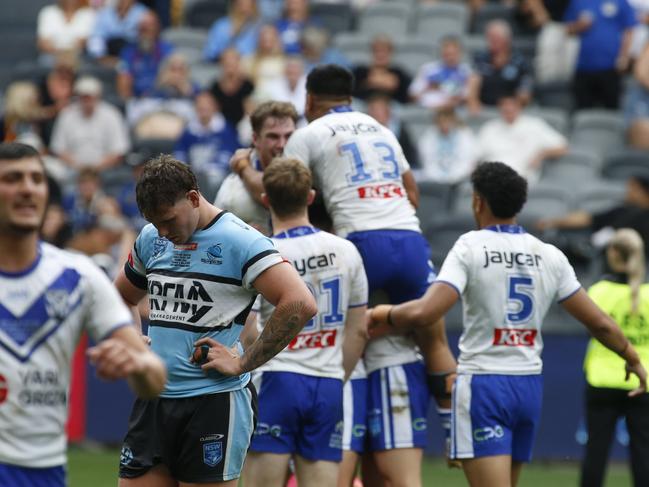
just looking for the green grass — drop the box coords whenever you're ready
[68,447,633,486]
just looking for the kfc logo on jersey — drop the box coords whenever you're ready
[0,374,8,405]
[357,183,405,199]
[493,328,537,346]
[288,329,337,350]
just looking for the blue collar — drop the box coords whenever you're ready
[485,224,525,234]
[328,105,353,114]
[273,226,319,239]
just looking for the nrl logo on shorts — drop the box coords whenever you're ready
[202,441,223,467]
[201,244,223,265]
[45,290,69,320]
[152,237,168,259]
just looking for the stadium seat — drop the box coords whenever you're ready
[571,109,626,157]
[601,149,649,181]
[399,104,434,125]
[9,62,50,85]
[161,27,209,51]
[184,0,229,29]
[462,34,488,60]
[403,120,431,141]
[465,107,499,132]
[393,37,437,77]
[517,184,574,231]
[77,63,119,97]
[0,29,38,66]
[411,3,469,42]
[416,181,456,233]
[333,32,372,66]
[573,180,626,213]
[526,106,570,135]
[424,213,476,268]
[357,2,411,37]
[471,4,515,34]
[534,81,575,111]
[170,46,203,65]
[0,0,47,29]
[310,2,355,35]
[540,149,602,185]
[189,62,220,89]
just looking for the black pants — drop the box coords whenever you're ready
[574,69,622,110]
[580,385,649,487]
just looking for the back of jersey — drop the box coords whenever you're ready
[255,228,368,379]
[284,109,420,237]
[436,225,581,374]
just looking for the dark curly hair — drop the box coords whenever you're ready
[136,154,198,218]
[306,64,354,98]
[471,162,527,218]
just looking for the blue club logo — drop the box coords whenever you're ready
[152,237,168,258]
[201,244,223,265]
[202,441,223,467]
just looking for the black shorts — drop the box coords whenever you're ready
[118,382,257,483]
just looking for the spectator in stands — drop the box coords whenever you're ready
[537,174,649,256]
[243,24,287,97]
[209,48,255,128]
[409,36,472,110]
[50,76,130,175]
[564,0,636,109]
[467,20,534,114]
[37,0,95,65]
[116,10,174,99]
[174,91,241,194]
[151,52,200,100]
[87,0,148,63]
[37,59,75,147]
[579,228,649,487]
[366,93,418,168]
[300,25,349,72]
[625,41,649,149]
[275,0,315,55]
[203,0,261,62]
[478,94,568,183]
[416,108,479,185]
[255,56,307,119]
[0,81,45,143]
[352,34,412,104]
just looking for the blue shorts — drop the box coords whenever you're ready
[450,374,543,462]
[367,361,430,451]
[250,371,343,462]
[0,464,65,487]
[342,378,368,453]
[347,230,435,303]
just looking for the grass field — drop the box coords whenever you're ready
[68,447,633,486]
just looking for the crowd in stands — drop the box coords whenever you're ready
[2,0,649,289]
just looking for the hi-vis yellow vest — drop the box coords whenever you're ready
[584,280,649,390]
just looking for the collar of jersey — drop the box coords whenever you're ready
[485,224,525,234]
[328,105,354,114]
[0,242,42,277]
[273,226,320,239]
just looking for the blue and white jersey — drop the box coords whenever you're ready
[437,224,581,374]
[125,211,283,398]
[0,243,133,468]
[253,226,368,379]
[284,107,421,238]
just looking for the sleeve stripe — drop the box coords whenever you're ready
[558,285,582,303]
[124,263,148,290]
[99,321,134,342]
[435,280,462,298]
[241,249,280,279]
[348,302,368,308]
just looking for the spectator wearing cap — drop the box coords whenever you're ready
[117,10,174,99]
[537,174,649,256]
[87,0,148,63]
[50,76,130,175]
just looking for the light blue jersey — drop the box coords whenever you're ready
[125,211,283,398]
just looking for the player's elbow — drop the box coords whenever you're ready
[303,292,318,322]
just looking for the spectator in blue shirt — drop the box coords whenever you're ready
[275,0,318,55]
[565,0,637,109]
[86,0,148,63]
[117,10,174,99]
[174,92,241,198]
[203,0,261,62]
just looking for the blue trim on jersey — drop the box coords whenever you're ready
[252,154,263,171]
[328,105,354,113]
[0,244,42,277]
[484,224,526,234]
[98,321,134,342]
[436,280,462,298]
[272,226,320,239]
[348,302,368,308]
[557,285,582,303]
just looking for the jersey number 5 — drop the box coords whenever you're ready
[507,275,534,324]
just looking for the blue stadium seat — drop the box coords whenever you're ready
[541,149,602,185]
[601,149,649,181]
[571,109,626,157]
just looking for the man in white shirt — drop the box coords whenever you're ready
[478,95,568,183]
[369,161,647,487]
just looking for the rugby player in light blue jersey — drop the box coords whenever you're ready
[114,154,316,486]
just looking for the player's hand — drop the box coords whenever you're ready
[366,305,393,339]
[193,337,243,376]
[229,148,253,175]
[141,335,152,346]
[87,338,150,381]
[625,360,647,397]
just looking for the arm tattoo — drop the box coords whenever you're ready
[240,300,308,373]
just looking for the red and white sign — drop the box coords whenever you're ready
[0,374,8,405]
[288,329,337,350]
[493,328,537,347]
[357,183,405,199]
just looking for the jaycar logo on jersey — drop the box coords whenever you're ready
[357,183,405,199]
[288,329,337,350]
[493,328,537,346]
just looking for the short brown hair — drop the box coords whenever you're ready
[262,157,312,218]
[136,154,198,218]
[250,101,299,134]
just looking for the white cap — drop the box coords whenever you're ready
[74,76,102,97]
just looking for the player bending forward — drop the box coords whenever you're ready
[369,161,647,487]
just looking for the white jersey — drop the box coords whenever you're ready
[214,151,271,235]
[0,243,133,468]
[254,226,368,379]
[437,224,581,375]
[284,108,421,237]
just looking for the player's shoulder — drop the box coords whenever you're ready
[212,211,271,246]
[40,242,105,277]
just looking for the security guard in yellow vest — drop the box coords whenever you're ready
[580,229,649,487]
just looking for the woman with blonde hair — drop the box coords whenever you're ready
[580,228,649,487]
[1,81,46,142]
